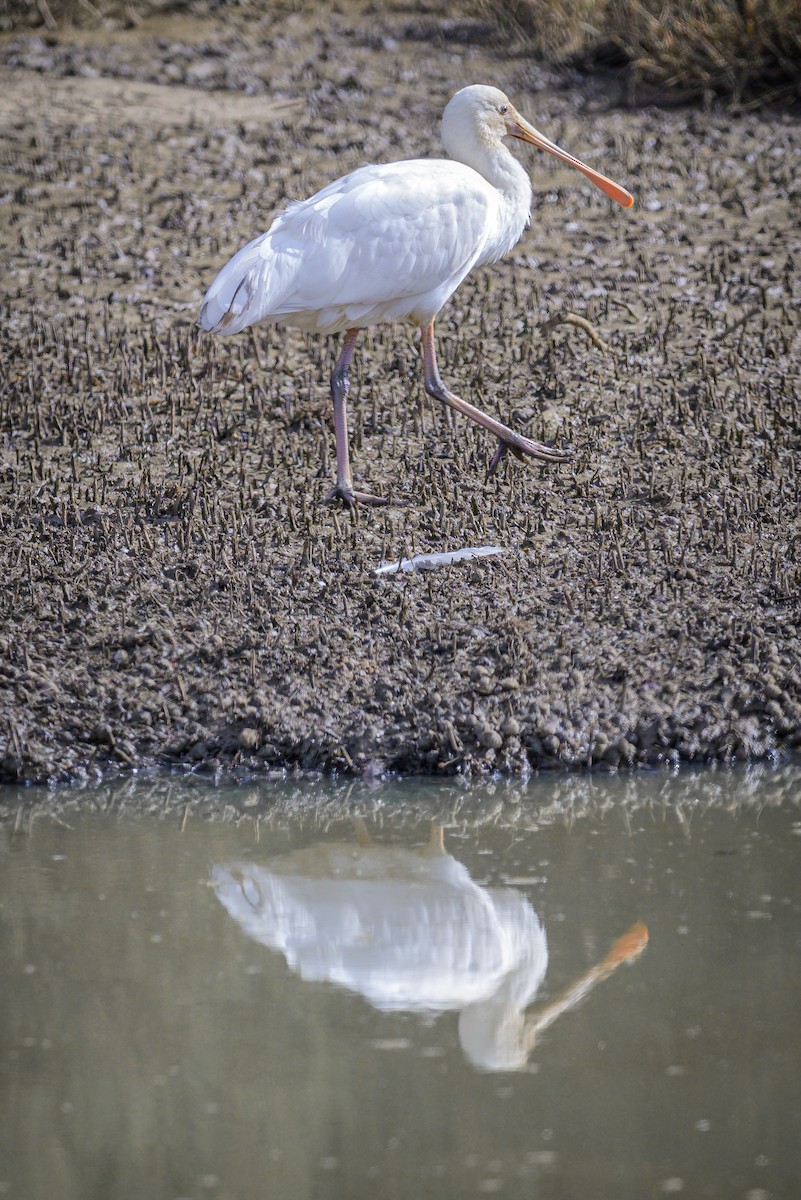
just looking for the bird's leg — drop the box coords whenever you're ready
[327,327,359,500]
[420,320,570,474]
[324,328,391,507]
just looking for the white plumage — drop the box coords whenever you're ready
[199,160,504,336]
[199,84,633,504]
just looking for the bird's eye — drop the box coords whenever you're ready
[499,104,508,114]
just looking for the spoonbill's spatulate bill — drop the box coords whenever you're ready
[199,84,633,506]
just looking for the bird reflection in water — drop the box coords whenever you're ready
[212,822,647,1072]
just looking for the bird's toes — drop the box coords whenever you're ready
[324,485,396,508]
[324,485,357,507]
[353,490,394,507]
[488,435,571,475]
[487,440,510,475]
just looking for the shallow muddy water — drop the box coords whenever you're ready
[2,765,800,1198]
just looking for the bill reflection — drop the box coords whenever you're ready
[212,822,647,1071]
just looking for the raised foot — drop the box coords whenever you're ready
[324,484,397,507]
[487,435,572,475]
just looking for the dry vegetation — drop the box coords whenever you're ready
[483,0,801,104]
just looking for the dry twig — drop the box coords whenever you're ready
[541,311,612,354]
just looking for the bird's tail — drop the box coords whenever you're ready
[198,232,287,336]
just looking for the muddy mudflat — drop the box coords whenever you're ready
[1,7,800,787]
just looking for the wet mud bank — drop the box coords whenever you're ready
[1,9,800,787]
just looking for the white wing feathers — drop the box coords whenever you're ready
[198,159,496,336]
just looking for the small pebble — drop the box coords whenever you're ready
[238,728,260,752]
[478,726,503,750]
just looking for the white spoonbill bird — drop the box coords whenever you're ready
[199,84,633,505]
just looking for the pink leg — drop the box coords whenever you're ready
[420,320,570,472]
[324,328,391,507]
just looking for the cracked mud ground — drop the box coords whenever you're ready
[1,6,800,787]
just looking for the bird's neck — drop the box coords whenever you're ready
[473,143,534,261]
[486,142,533,206]
[452,136,532,216]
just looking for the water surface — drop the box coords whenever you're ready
[1,766,800,1199]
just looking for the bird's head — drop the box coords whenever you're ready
[443,84,634,209]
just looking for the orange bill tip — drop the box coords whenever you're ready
[608,921,649,963]
[574,163,634,209]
